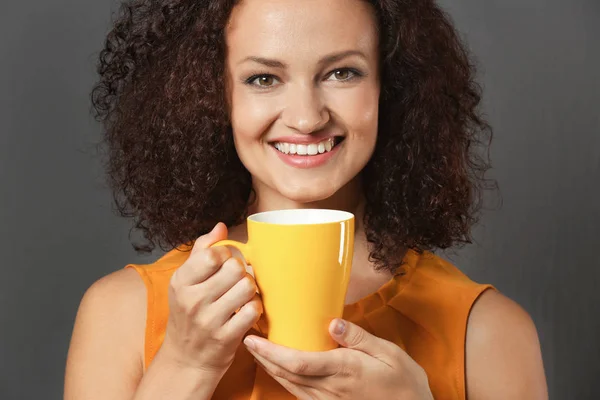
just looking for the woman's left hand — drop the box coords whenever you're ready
[243,319,434,400]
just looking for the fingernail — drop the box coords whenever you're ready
[244,337,256,350]
[333,319,346,335]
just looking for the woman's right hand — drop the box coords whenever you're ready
[158,222,263,377]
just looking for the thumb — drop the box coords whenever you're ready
[329,318,390,360]
[191,222,228,253]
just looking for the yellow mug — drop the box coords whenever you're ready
[212,209,354,351]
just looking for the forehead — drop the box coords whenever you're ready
[225,0,378,62]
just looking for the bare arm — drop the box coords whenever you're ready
[65,224,261,400]
[466,290,548,400]
[64,268,221,400]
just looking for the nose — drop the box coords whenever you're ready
[281,84,330,134]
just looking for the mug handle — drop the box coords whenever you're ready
[210,240,252,266]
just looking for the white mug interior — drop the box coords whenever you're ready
[248,209,354,225]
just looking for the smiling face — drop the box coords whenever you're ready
[225,0,380,210]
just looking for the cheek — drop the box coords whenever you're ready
[329,85,379,141]
[230,90,280,144]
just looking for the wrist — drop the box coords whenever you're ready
[139,346,225,400]
[154,345,227,381]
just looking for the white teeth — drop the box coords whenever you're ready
[273,137,337,156]
[296,144,307,155]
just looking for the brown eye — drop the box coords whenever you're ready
[256,76,274,86]
[333,70,350,80]
[327,68,360,82]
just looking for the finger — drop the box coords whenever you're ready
[252,352,316,393]
[202,257,247,302]
[329,318,396,363]
[253,355,338,400]
[221,294,263,338]
[243,336,341,377]
[173,245,232,287]
[191,222,228,254]
[212,273,258,325]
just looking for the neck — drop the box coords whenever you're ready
[248,175,365,218]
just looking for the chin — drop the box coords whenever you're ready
[276,181,340,205]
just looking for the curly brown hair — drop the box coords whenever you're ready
[92,0,496,272]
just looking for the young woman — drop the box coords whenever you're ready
[65,0,548,399]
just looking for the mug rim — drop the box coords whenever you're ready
[248,208,354,225]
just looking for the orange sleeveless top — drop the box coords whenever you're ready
[127,248,494,400]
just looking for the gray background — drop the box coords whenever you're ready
[0,0,598,399]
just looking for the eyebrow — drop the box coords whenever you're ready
[238,50,367,68]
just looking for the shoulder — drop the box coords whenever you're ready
[71,267,147,349]
[69,267,147,360]
[65,268,147,399]
[396,252,548,398]
[465,290,548,399]
[78,267,148,328]
[79,267,148,321]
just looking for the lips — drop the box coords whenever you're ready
[272,137,332,156]
[269,136,344,156]
[269,137,344,169]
